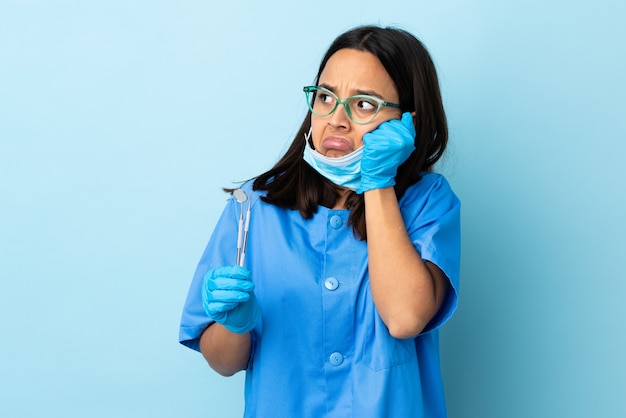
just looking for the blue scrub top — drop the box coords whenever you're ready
[180,172,461,418]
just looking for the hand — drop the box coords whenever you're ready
[358,112,416,194]
[202,265,261,334]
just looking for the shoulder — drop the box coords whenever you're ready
[413,171,454,192]
[234,178,267,202]
[400,172,460,213]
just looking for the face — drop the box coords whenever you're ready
[310,48,401,158]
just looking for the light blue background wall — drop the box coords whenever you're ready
[1,1,624,417]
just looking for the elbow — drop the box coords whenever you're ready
[377,301,437,339]
[384,302,442,339]
[385,316,430,339]
[385,272,450,339]
[210,362,245,377]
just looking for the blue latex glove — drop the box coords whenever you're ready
[358,112,416,194]
[201,265,261,334]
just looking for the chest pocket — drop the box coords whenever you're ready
[359,313,416,371]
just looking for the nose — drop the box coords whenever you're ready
[327,101,351,129]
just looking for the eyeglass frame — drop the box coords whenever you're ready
[303,85,401,125]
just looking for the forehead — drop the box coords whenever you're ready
[318,48,397,98]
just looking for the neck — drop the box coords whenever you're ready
[332,188,351,210]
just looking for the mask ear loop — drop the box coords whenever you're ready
[304,126,313,147]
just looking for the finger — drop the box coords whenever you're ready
[207,302,238,315]
[207,277,255,292]
[399,112,416,136]
[208,289,251,303]
[400,111,413,125]
[210,265,251,280]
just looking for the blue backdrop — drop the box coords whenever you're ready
[1,1,624,417]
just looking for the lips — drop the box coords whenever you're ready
[322,135,353,153]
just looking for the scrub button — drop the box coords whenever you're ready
[329,215,343,229]
[329,352,344,366]
[324,277,339,291]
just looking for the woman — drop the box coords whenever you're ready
[180,25,461,417]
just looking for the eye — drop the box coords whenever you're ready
[354,98,378,113]
[317,92,335,105]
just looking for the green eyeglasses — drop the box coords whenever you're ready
[303,86,401,124]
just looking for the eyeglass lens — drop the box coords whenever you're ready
[306,88,382,124]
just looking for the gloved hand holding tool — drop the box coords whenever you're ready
[358,112,416,194]
[202,265,261,334]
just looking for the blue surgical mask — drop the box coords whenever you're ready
[302,130,362,191]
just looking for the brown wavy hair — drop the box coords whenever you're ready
[253,25,448,240]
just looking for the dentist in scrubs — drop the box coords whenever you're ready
[180,25,461,417]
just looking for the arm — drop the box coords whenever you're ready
[199,265,261,376]
[199,323,251,376]
[364,186,449,339]
[359,113,450,338]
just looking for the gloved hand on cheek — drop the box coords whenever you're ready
[358,112,416,194]
[202,265,261,334]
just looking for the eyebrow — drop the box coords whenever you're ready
[318,83,386,100]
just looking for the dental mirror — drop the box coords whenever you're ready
[233,189,248,203]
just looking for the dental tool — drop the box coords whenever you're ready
[239,197,252,267]
[232,189,248,266]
